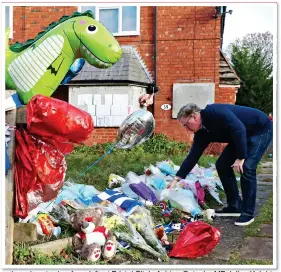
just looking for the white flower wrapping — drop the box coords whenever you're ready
[103,210,168,261]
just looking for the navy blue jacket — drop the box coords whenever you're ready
[176,104,271,179]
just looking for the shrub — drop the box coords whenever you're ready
[72,133,190,157]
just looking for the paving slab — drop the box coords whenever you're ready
[255,189,272,214]
[30,237,72,256]
[256,185,272,194]
[257,181,273,186]
[240,237,273,261]
[260,161,273,168]
[257,174,273,182]
[259,224,273,236]
[260,169,273,174]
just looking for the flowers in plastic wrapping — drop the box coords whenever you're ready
[128,207,169,261]
[108,174,126,189]
[160,188,201,217]
[144,164,163,176]
[103,214,124,230]
[156,160,177,176]
[103,210,168,262]
[184,164,224,205]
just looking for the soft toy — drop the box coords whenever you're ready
[155,225,169,246]
[70,207,117,262]
[154,224,174,251]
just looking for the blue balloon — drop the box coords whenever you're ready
[61,58,85,85]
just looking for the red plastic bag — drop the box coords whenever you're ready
[168,221,220,258]
[27,95,94,144]
[14,129,66,218]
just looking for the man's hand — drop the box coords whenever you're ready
[138,94,154,107]
[167,177,181,189]
[231,159,245,174]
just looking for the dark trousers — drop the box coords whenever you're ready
[216,122,273,216]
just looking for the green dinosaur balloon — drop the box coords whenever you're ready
[5,11,122,104]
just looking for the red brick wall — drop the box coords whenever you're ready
[12,6,77,43]
[83,128,118,146]
[153,7,221,143]
[11,6,236,148]
[216,86,237,104]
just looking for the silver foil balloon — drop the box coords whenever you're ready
[115,110,155,149]
[73,110,155,179]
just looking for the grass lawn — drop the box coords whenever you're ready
[65,136,217,191]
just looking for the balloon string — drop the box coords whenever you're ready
[74,142,116,182]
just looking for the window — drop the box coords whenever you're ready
[5,6,13,38]
[79,5,140,36]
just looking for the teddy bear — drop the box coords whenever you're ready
[70,207,117,262]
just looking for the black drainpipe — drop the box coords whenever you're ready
[153,6,157,90]
[220,6,227,48]
[151,6,158,115]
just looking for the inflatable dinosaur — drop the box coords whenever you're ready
[5,10,122,104]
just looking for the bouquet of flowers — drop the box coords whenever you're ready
[103,212,168,261]
[128,207,169,261]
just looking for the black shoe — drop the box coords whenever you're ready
[235,215,254,226]
[215,206,241,217]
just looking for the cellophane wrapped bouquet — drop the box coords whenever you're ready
[103,209,169,262]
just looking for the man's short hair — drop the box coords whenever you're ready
[177,103,201,120]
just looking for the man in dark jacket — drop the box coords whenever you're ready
[168,103,273,226]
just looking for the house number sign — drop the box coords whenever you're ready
[161,104,171,111]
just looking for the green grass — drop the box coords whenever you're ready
[13,243,109,265]
[66,151,176,191]
[244,192,273,237]
[13,242,147,265]
[198,155,217,168]
[66,152,217,191]
[65,136,217,191]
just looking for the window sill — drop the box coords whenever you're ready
[113,32,140,37]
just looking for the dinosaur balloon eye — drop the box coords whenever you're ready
[87,25,97,34]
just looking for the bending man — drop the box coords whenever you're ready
[168,103,273,226]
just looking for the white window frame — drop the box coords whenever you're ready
[78,5,140,36]
[5,6,13,39]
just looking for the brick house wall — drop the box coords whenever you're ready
[12,6,77,42]
[153,7,221,143]
[217,86,237,104]
[10,6,236,149]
